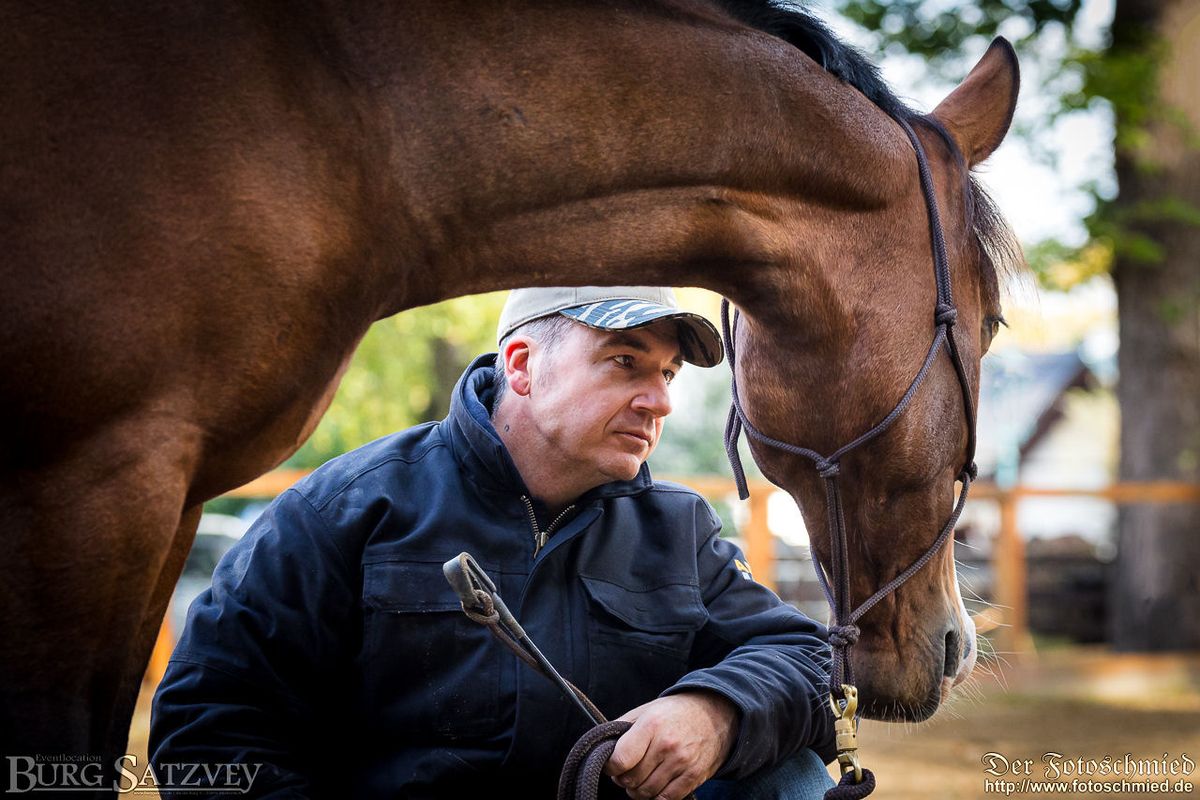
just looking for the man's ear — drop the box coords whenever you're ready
[931,38,1020,167]
[503,339,534,397]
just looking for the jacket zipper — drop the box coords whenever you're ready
[521,495,575,558]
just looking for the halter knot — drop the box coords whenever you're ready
[829,623,861,649]
[962,461,978,481]
[935,304,958,326]
[816,459,840,479]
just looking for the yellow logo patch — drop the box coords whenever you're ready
[734,559,753,580]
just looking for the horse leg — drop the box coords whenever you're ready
[105,504,202,761]
[0,419,199,783]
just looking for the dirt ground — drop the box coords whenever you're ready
[850,646,1200,799]
[128,645,1200,798]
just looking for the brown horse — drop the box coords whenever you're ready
[0,0,1020,772]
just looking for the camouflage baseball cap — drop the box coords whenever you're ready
[496,286,723,368]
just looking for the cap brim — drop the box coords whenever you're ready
[560,302,724,368]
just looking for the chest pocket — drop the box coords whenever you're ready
[580,576,707,720]
[361,560,502,739]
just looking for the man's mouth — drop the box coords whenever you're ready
[616,431,652,447]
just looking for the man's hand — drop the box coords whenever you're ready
[603,690,739,800]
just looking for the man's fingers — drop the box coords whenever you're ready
[654,769,707,800]
[605,718,654,778]
[604,694,733,797]
[620,758,681,800]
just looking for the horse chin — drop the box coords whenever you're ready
[851,599,978,722]
[859,664,974,721]
[852,649,962,722]
[858,686,943,723]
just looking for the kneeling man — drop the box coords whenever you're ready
[151,286,837,799]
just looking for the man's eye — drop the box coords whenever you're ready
[663,370,676,385]
[613,355,634,368]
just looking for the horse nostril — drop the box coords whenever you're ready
[943,630,961,678]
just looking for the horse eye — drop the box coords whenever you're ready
[984,315,1007,339]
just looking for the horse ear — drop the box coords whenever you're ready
[931,38,1020,167]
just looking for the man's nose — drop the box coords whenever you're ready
[632,379,672,417]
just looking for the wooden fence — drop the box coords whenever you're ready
[152,472,1196,665]
[968,481,1200,654]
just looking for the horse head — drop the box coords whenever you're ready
[729,39,1022,721]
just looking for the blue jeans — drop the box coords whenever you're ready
[695,749,834,800]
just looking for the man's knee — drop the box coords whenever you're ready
[695,749,835,800]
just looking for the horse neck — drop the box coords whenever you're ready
[316,1,912,316]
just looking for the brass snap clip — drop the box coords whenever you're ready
[829,684,864,784]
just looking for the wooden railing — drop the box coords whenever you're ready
[145,472,1200,685]
[966,481,1200,655]
[220,470,1200,658]
[223,469,783,584]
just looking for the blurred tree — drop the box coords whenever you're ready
[284,292,506,468]
[1106,0,1200,651]
[833,0,1200,648]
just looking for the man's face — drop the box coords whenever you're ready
[527,320,682,484]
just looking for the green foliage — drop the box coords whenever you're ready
[285,293,507,468]
[1024,237,1111,290]
[836,0,1082,69]
[832,0,1083,74]
[1127,196,1200,228]
[1061,25,1181,166]
[832,0,1199,290]
[1157,296,1191,327]
[202,496,260,518]
[1079,193,1200,272]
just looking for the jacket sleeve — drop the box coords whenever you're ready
[660,498,837,779]
[149,488,357,798]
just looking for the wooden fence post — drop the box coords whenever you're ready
[992,490,1032,656]
[745,489,775,591]
[144,615,173,685]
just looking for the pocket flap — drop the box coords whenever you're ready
[580,576,706,633]
[363,560,463,612]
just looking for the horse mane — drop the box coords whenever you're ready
[715,0,911,120]
[715,0,1026,299]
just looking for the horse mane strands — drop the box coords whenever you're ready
[968,177,1027,302]
[714,0,917,122]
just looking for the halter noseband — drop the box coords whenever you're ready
[721,115,979,791]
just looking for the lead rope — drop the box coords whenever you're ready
[442,554,697,800]
[722,115,979,800]
[556,720,636,800]
[444,553,607,720]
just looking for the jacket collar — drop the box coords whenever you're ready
[443,354,654,501]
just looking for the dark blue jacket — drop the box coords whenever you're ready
[151,355,836,798]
